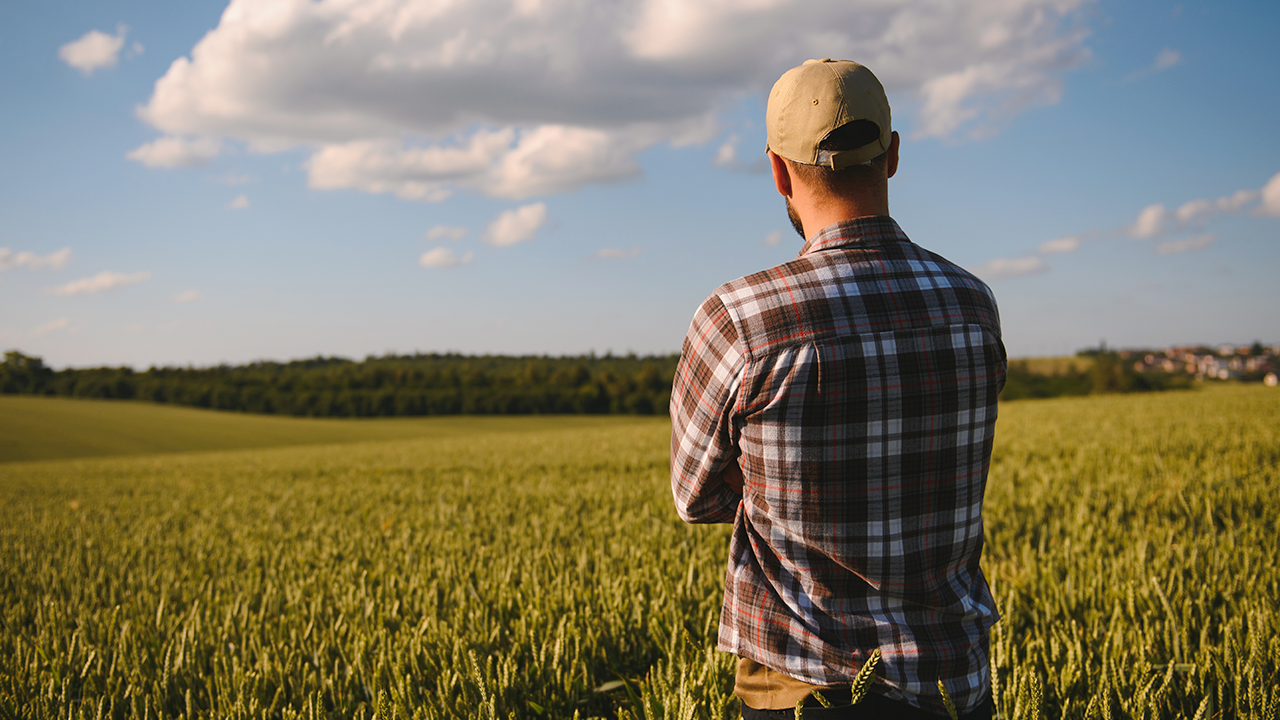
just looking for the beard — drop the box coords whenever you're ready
[786,197,805,239]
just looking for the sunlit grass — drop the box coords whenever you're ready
[0,395,644,463]
[0,385,1276,718]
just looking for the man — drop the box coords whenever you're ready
[670,59,1005,719]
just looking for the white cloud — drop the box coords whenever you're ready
[1156,233,1214,256]
[1152,48,1181,72]
[1257,171,1280,217]
[1175,189,1260,225]
[31,318,72,337]
[47,270,151,296]
[1174,198,1212,226]
[426,225,468,241]
[172,289,201,303]
[307,125,644,201]
[715,136,739,167]
[227,194,250,209]
[970,256,1048,280]
[1218,189,1257,213]
[1123,47,1181,83]
[213,172,256,185]
[712,133,769,173]
[0,247,72,271]
[1020,173,1277,264]
[486,125,644,198]
[485,203,547,247]
[134,0,1097,199]
[127,136,222,168]
[1038,235,1080,254]
[595,248,640,259]
[1129,203,1166,238]
[419,247,473,268]
[763,230,784,246]
[307,131,510,202]
[59,27,127,74]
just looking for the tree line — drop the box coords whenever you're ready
[0,351,677,417]
[2,348,1190,417]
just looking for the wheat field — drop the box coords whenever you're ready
[0,385,1276,719]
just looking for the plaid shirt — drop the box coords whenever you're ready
[670,216,1005,716]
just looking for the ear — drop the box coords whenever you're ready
[886,131,900,180]
[769,151,793,198]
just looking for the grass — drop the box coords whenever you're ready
[0,395,639,463]
[1,384,1277,718]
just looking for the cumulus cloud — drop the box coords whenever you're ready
[1257,171,1280,217]
[425,225,468,241]
[970,256,1048,280]
[1156,233,1214,256]
[419,247,473,268]
[763,230,785,246]
[31,318,72,337]
[134,0,1097,200]
[485,203,547,247]
[126,136,222,168]
[0,247,72,271]
[59,27,127,74]
[307,126,644,200]
[1129,203,1166,238]
[172,289,201,303]
[1038,235,1080,254]
[227,194,250,209]
[47,270,151,296]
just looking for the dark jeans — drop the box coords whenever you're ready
[741,692,993,720]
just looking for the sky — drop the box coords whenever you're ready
[2,0,1278,368]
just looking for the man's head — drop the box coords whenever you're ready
[766,59,892,170]
[766,59,899,238]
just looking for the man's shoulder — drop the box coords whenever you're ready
[899,243,1001,307]
[698,235,999,356]
[708,238,993,310]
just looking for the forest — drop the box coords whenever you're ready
[0,351,677,416]
[1,348,1190,417]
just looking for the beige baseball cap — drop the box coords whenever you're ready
[766,58,892,170]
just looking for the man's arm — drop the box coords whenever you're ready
[718,460,744,494]
[670,293,745,524]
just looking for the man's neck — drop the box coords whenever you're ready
[801,193,889,241]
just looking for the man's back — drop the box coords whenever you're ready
[670,216,1005,715]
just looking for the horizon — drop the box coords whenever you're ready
[3,0,1279,368]
[7,339,1279,373]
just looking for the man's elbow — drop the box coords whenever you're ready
[672,488,739,525]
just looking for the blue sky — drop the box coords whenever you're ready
[2,0,1278,368]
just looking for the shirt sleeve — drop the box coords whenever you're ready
[670,292,746,524]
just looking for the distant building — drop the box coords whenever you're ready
[1111,343,1277,384]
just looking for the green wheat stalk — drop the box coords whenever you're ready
[850,648,882,705]
[939,679,959,720]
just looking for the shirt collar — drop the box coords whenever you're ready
[796,215,910,259]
